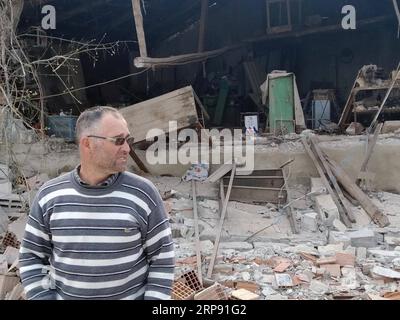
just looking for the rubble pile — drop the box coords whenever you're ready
[1,156,400,300]
[0,164,49,300]
[167,178,400,300]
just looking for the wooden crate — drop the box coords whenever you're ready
[120,86,199,143]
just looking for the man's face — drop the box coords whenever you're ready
[89,113,131,174]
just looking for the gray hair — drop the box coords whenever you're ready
[75,106,123,143]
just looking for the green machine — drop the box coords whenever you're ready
[268,74,295,135]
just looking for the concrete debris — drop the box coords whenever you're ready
[348,229,377,248]
[328,231,351,247]
[301,212,318,232]
[392,258,400,270]
[356,247,367,261]
[310,178,327,195]
[371,266,400,279]
[314,194,339,226]
[318,243,344,256]
[1,149,400,300]
[332,219,347,232]
[274,273,293,287]
[309,280,329,295]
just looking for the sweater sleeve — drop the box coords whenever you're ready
[143,185,175,300]
[19,193,56,300]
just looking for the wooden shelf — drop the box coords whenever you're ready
[353,85,400,92]
[353,107,400,115]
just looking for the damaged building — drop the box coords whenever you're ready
[1,0,400,300]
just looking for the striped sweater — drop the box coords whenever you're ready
[19,170,175,300]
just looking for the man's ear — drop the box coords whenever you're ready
[80,137,91,149]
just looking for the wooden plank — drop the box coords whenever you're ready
[309,137,355,223]
[326,158,390,227]
[301,137,351,227]
[235,169,283,177]
[338,70,362,130]
[134,44,241,68]
[219,179,225,204]
[193,89,210,120]
[219,179,225,218]
[191,181,203,286]
[223,176,285,188]
[356,123,383,186]
[131,0,148,57]
[393,0,400,36]
[206,163,233,183]
[129,148,149,173]
[282,168,299,234]
[120,86,199,143]
[207,162,236,279]
[198,0,209,53]
[243,61,265,98]
[293,78,306,131]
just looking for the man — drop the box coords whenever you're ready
[19,106,175,300]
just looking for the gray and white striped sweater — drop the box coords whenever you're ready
[19,170,175,300]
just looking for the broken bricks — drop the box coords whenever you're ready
[194,283,228,300]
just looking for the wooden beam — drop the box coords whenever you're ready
[193,89,210,120]
[326,158,390,228]
[207,162,236,279]
[301,137,352,227]
[191,181,203,286]
[198,0,209,52]
[310,137,356,223]
[129,147,149,173]
[392,0,400,37]
[356,123,383,186]
[338,70,362,130]
[282,168,299,234]
[219,179,225,206]
[134,44,241,68]
[131,0,148,57]
[206,163,234,183]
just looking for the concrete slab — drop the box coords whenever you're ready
[301,212,318,232]
[315,194,339,226]
[311,178,327,195]
[348,229,377,248]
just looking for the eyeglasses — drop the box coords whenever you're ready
[87,135,134,146]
